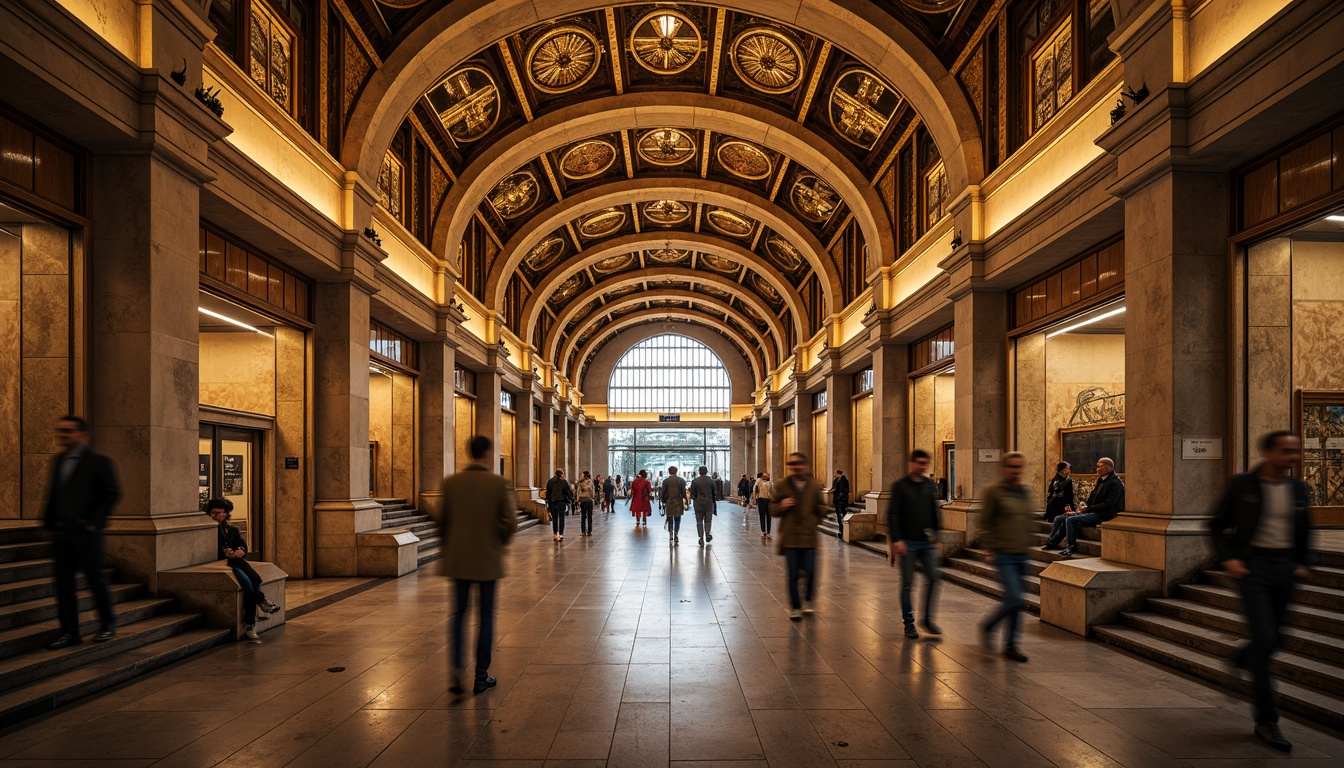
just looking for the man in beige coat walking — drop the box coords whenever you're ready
[439,435,518,695]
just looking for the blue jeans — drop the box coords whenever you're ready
[1235,554,1297,724]
[580,501,593,533]
[229,559,267,624]
[667,516,682,536]
[1046,512,1102,547]
[452,579,496,680]
[984,553,1028,648]
[550,505,566,534]
[833,497,848,530]
[898,539,940,627]
[784,548,817,610]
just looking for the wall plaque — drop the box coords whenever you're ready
[1181,437,1223,460]
[659,414,681,422]
[285,457,300,469]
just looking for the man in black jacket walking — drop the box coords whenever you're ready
[1209,430,1312,752]
[1042,457,1124,557]
[886,449,942,639]
[829,470,850,535]
[546,470,573,541]
[43,416,121,649]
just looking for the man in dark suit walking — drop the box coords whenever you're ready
[439,435,518,696]
[43,416,121,649]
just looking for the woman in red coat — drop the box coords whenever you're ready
[630,469,653,527]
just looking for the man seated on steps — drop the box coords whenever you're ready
[1041,457,1125,557]
[206,499,280,640]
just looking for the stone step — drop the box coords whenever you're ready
[1177,583,1344,638]
[0,626,230,729]
[1312,548,1344,569]
[1095,625,1344,731]
[940,564,1041,613]
[0,569,117,607]
[373,498,408,507]
[518,517,541,532]
[947,557,1042,595]
[0,541,50,565]
[1202,569,1344,611]
[379,508,420,520]
[0,524,47,547]
[959,547,1092,574]
[1117,611,1344,694]
[1307,564,1344,590]
[0,608,200,693]
[417,545,441,567]
[0,597,177,663]
[1145,597,1344,665]
[0,559,55,586]
[0,583,145,631]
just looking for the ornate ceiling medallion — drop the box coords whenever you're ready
[592,253,636,273]
[636,128,696,166]
[790,173,840,223]
[829,68,901,149]
[577,207,627,239]
[699,254,739,274]
[559,139,617,179]
[716,140,773,180]
[765,235,803,271]
[526,25,602,94]
[646,247,690,264]
[488,170,540,219]
[751,273,782,304]
[554,274,584,302]
[705,208,754,238]
[730,27,804,94]
[525,235,566,271]
[604,283,641,300]
[629,10,702,75]
[425,65,499,144]
[642,200,692,226]
[699,284,731,299]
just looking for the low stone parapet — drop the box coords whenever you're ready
[1039,557,1162,636]
[158,561,288,640]
[356,529,420,577]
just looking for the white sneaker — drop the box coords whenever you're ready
[788,609,802,620]
[243,624,259,640]
[802,602,814,616]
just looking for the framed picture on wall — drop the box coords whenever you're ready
[1294,390,1344,523]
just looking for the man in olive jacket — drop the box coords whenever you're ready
[689,465,719,546]
[978,452,1035,662]
[439,435,518,696]
[771,452,826,619]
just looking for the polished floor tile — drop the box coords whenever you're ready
[1,499,1341,767]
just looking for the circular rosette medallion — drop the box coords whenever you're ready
[642,200,692,226]
[559,140,617,180]
[705,208,754,238]
[637,128,696,167]
[553,274,583,302]
[577,207,627,239]
[488,170,540,219]
[829,68,902,149]
[425,65,500,144]
[524,235,566,272]
[766,236,803,271]
[716,140,773,180]
[789,173,840,224]
[730,27,804,94]
[526,25,601,94]
[751,273,782,305]
[592,253,636,274]
[698,254,739,275]
[629,10,702,75]
[646,248,690,265]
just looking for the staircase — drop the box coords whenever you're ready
[941,518,1099,613]
[375,499,441,567]
[1094,547,1344,730]
[0,522,229,727]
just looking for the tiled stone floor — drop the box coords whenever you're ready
[2,500,1342,767]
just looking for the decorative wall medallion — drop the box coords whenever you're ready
[738,301,765,324]
[525,235,566,271]
[829,68,901,149]
[559,139,617,179]
[789,173,840,223]
[647,247,690,264]
[716,140,773,180]
[526,25,601,94]
[592,253,636,273]
[705,208,754,238]
[488,170,540,218]
[699,254,739,274]
[554,274,583,302]
[700,284,731,299]
[730,27,804,94]
[577,207,627,238]
[637,128,696,166]
[642,200,691,226]
[751,273,782,304]
[604,284,640,300]
[629,10,702,75]
[765,235,803,271]
[426,65,500,144]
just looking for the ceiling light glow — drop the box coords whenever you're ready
[199,307,274,337]
[1046,306,1126,338]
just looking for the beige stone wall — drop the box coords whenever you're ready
[1291,240,1344,390]
[853,395,872,497]
[271,326,308,575]
[454,394,475,470]
[0,224,75,519]
[199,332,277,416]
[911,371,955,483]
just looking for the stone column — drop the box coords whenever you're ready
[793,388,813,474]
[768,404,785,479]
[475,369,502,458]
[592,427,609,476]
[865,342,908,511]
[555,401,570,478]
[730,426,746,483]
[826,362,854,488]
[418,336,456,517]
[88,152,219,588]
[312,277,383,576]
[578,421,590,473]
[754,417,768,476]
[537,394,555,486]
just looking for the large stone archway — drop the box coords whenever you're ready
[581,322,758,405]
[571,309,769,389]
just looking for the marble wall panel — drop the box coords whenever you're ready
[0,298,18,519]
[1291,240,1344,301]
[199,332,276,416]
[1015,332,1046,487]
[391,373,417,502]
[852,396,873,496]
[454,395,475,471]
[1293,302,1344,390]
[21,273,69,359]
[21,223,68,276]
[1247,236,1290,276]
[369,373,393,497]
[21,357,67,518]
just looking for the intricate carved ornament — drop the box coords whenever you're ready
[577,207,627,238]
[603,283,641,301]
[592,253,637,273]
[704,208,754,238]
[554,274,584,302]
[750,273,782,304]
[525,235,567,271]
[716,140,772,180]
[729,27,804,94]
[646,247,691,265]
[559,139,618,179]
[488,170,540,218]
[629,9,703,75]
[636,128,696,166]
[426,65,500,144]
[642,200,692,226]
[828,68,901,150]
[699,254,740,274]
[789,173,840,223]
[699,284,731,299]
[765,235,803,271]
[526,24,602,94]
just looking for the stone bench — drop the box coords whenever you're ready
[158,560,288,640]
[356,529,419,577]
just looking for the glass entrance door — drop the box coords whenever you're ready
[199,424,262,556]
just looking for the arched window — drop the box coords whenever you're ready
[608,334,731,413]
